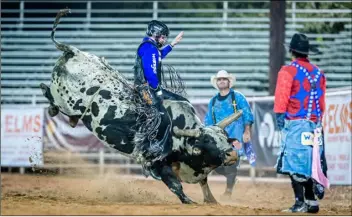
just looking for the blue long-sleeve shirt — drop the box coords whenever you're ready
[137,37,173,89]
[204,89,254,143]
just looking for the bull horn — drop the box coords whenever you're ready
[216,110,243,129]
[173,126,201,138]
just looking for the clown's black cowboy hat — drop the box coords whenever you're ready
[284,33,320,55]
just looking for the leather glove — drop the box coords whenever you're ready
[276,113,285,131]
[137,84,153,105]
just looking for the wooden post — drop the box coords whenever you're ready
[269,0,286,95]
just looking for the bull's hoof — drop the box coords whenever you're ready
[39,83,49,97]
[181,198,196,204]
[150,168,162,181]
[204,199,219,205]
[69,116,79,128]
[48,105,59,117]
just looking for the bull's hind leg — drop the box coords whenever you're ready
[158,164,195,204]
[200,178,218,204]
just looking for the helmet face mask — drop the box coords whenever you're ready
[146,20,170,48]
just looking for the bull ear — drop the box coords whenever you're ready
[216,110,243,129]
[173,126,201,138]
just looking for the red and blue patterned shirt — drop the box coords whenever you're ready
[274,58,326,122]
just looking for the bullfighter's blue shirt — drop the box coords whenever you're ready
[204,89,254,143]
[137,37,173,89]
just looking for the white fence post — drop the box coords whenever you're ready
[292,1,296,32]
[18,1,24,31]
[127,158,131,174]
[222,1,228,29]
[86,1,91,30]
[153,1,158,20]
[250,167,256,182]
[99,150,104,175]
[32,94,36,105]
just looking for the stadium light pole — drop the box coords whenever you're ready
[269,0,286,95]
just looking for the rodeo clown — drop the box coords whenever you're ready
[133,20,187,176]
[204,70,256,198]
[274,33,329,213]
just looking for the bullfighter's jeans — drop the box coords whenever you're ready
[275,119,324,178]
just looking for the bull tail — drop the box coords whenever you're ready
[51,8,71,52]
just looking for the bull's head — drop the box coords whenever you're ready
[173,111,242,168]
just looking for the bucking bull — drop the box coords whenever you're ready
[40,9,241,204]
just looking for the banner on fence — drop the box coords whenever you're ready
[251,101,281,167]
[323,91,352,185]
[43,109,104,152]
[1,108,44,167]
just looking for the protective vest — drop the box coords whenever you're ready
[133,39,162,86]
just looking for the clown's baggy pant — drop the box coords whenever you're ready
[275,119,328,203]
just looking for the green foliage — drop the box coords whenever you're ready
[286,2,352,34]
[157,1,350,34]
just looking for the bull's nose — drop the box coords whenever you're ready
[224,150,238,166]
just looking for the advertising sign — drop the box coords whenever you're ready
[1,108,44,167]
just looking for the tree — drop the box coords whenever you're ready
[269,0,286,95]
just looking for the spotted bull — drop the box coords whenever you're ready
[40,9,240,204]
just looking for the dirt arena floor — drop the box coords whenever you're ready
[1,170,351,216]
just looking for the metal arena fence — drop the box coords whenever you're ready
[1,1,351,104]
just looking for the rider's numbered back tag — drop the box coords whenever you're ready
[301,132,314,146]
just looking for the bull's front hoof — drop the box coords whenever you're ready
[204,200,219,205]
[204,199,219,205]
[48,105,59,117]
[150,168,162,180]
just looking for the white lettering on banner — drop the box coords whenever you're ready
[259,112,281,155]
[151,53,157,74]
[323,91,352,185]
[1,108,44,167]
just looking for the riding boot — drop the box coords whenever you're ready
[282,175,306,213]
[304,179,320,213]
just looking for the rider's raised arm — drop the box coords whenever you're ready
[160,44,173,59]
